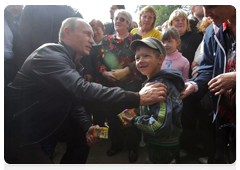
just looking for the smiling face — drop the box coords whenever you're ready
[135,46,163,79]
[202,5,236,25]
[172,16,188,36]
[162,37,180,54]
[114,13,130,33]
[68,22,94,56]
[92,24,104,44]
[140,11,155,30]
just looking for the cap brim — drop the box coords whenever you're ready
[130,39,158,53]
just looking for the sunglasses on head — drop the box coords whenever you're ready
[115,17,126,22]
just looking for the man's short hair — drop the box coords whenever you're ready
[59,17,81,42]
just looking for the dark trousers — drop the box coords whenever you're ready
[180,92,215,159]
[107,80,142,151]
[180,94,199,150]
[5,118,90,164]
[147,143,179,164]
[213,117,236,164]
[107,111,141,151]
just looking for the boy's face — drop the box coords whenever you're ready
[135,46,163,79]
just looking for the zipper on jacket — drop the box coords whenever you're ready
[212,34,226,122]
[13,101,39,120]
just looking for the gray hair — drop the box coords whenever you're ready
[59,17,81,42]
[114,9,132,27]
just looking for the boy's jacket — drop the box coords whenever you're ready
[132,69,185,145]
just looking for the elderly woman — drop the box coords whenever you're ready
[96,9,142,163]
[131,5,161,40]
[168,9,202,78]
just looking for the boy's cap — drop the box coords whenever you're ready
[130,37,166,57]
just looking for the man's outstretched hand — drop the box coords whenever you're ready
[139,82,167,106]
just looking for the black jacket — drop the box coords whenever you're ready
[4,41,140,149]
[180,31,203,78]
[13,5,83,68]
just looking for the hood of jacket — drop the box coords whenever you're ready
[144,69,185,91]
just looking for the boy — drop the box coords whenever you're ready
[123,37,185,164]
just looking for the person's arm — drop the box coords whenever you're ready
[69,103,101,147]
[208,72,236,96]
[181,29,214,99]
[131,102,166,135]
[95,41,119,82]
[31,46,167,111]
[112,33,142,81]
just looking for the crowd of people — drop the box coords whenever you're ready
[4,5,236,164]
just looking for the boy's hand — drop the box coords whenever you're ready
[134,107,140,116]
[122,116,133,127]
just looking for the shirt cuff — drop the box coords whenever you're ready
[189,81,199,93]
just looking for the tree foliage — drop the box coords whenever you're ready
[136,5,191,27]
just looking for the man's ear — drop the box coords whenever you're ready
[64,27,71,39]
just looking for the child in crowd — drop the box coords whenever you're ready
[161,27,190,82]
[123,37,185,164]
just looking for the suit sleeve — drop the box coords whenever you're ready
[191,29,214,100]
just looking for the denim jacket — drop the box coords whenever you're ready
[131,69,185,145]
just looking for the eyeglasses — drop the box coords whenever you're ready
[141,15,154,20]
[115,17,126,22]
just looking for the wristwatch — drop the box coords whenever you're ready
[189,81,198,93]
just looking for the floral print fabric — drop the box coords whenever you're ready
[96,33,142,88]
